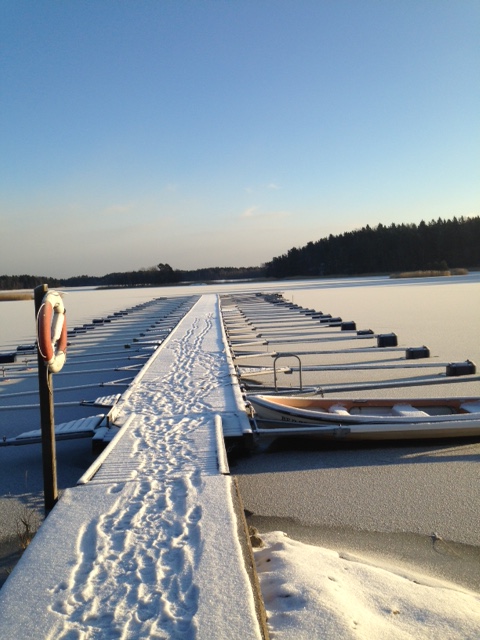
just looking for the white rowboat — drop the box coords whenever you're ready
[247,395,480,440]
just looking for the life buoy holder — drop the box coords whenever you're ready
[37,290,67,373]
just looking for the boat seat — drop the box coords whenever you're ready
[328,404,350,415]
[392,404,429,418]
[460,402,480,413]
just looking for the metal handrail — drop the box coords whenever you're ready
[273,353,303,391]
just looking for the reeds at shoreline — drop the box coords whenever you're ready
[391,268,469,279]
[0,292,33,302]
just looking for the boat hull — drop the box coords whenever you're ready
[248,395,480,440]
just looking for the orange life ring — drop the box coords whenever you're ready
[37,290,67,373]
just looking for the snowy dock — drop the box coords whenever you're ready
[0,294,266,639]
[2,287,477,638]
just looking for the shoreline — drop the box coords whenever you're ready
[247,514,480,594]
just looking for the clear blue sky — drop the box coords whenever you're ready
[1,1,478,277]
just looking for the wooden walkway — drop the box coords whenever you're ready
[0,295,265,640]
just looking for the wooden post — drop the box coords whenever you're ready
[34,284,58,514]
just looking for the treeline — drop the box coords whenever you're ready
[2,216,478,290]
[0,269,177,291]
[0,274,63,290]
[265,216,480,278]
[62,264,264,287]
[177,265,264,283]
[0,264,264,291]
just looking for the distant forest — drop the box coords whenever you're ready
[264,216,480,278]
[0,264,264,290]
[1,216,478,290]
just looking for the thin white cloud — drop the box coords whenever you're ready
[241,206,259,218]
[266,182,281,190]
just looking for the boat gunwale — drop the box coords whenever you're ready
[248,395,480,425]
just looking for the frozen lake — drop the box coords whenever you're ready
[2,273,479,366]
[228,274,480,591]
[1,274,480,589]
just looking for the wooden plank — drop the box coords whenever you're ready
[14,415,104,442]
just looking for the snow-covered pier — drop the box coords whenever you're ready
[0,294,266,639]
[2,285,478,639]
